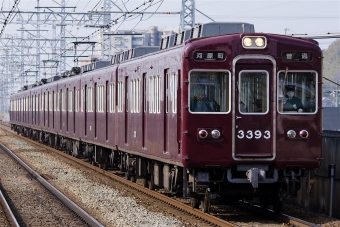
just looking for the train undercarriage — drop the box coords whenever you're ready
[12,124,304,214]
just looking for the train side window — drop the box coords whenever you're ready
[277,71,317,114]
[238,71,268,114]
[189,70,230,113]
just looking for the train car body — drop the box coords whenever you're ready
[10,22,322,213]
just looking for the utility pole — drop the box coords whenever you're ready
[101,0,112,60]
[60,0,66,74]
[180,0,195,31]
[36,0,41,82]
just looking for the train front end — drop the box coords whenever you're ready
[181,33,322,212]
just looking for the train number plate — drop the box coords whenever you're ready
[237,130,271,139]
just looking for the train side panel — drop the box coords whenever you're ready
[117,48,183,164]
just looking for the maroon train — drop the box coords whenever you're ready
[10,22,322,213]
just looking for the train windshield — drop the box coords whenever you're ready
[277,71,317,114]
[189,70,230,113]
[238,71,269,114]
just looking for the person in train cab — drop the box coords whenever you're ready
[190,93,220,112]
[283,85,304,112]
[254,99,262,112]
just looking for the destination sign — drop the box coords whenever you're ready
[194,51,226,61]
[282,52,313,61]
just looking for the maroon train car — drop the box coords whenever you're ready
[10,22,322,213]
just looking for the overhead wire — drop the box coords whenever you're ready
[109,0,164,50]
[141,0,164,21]
[16,0,162,79]
[0,0,21,37]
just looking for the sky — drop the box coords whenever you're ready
[0,0,339,83]
[2,0,339,49]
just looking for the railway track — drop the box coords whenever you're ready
[0,133,102,226]
[0,188,19,227]
[0,123,324,226]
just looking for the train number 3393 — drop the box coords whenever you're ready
[237,130,271,139]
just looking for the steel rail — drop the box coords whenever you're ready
[0,123,322,227]
[0,142,104,227]
[0,189,20,227]
[37,143,239,227]
[5,129,238,227]
[237,202,322,227]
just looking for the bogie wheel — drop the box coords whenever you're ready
[141,179,147,187]
[130,176,136,183]
[201,196,210,213]
[148,175,154,190]
[190,198,199,209]
[125,172,130,180]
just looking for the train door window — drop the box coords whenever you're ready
[171,72,178,113]
[109,83,115,113]
[90,87,93,112]
[189,70,230,113]
[277,71,317,114]
[130,80,134,113]
[238,71,269,114]
[134,79,138,113]
[143,75,147,113]
[165,72,169,113]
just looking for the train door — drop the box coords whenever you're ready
[164,69,169,153]
[47,91,50,128]
[94,83,97,138]
[142,73,146,148]
[124,76,129,144]
[233,56,276,160]
[105,81,109,141]
[84,85,87,136]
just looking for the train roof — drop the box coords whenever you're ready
[14,22,256,93]
[110,46,159,65]
[160,22,255,50]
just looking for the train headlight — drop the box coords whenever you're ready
[299,130,309,138]
[211,129,221,139]
[287,130,296,139]
[243,37,252,47]
[242,36,267,49]
[255,37,265,47]
[198,129,208,139]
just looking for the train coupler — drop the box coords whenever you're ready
[246,168,266,189]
